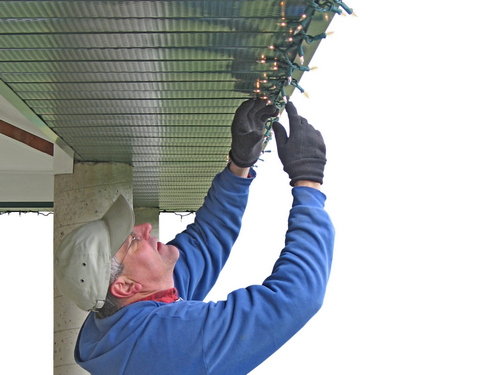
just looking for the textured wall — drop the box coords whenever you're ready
[53,162,132,375]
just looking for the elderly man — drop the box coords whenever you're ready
[55,99,334,375]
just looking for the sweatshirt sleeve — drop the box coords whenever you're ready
[201,186,335,375]
[169,164,254,301]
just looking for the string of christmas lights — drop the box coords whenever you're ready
[0,210,52,216]
[258,0,354,151]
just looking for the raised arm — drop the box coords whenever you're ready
[169,99,278,301]
[201,102,333,374]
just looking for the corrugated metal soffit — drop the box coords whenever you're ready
[0,0,354,211]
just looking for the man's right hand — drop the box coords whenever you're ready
[229,99,279,168]
[272,102,326,186]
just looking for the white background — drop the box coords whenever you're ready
[3,0,500,373]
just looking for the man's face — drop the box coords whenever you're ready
[115,223,179,291]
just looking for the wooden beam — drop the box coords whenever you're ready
[0,119,54,156]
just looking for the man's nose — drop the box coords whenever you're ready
[134,223,152,240]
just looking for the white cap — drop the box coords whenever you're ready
[54,195,134,311]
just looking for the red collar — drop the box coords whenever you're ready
[137,288,179,304]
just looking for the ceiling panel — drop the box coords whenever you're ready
[0,0,353,211]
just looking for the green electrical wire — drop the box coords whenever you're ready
[260,0,353,109]
[258,0,353,153]
[310,0,354,15]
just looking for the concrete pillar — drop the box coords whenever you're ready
[133,207,160,238]
[53,162,132,375]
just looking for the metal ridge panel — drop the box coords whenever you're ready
[0,0,346,210]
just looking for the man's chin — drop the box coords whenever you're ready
[158,242,180,262]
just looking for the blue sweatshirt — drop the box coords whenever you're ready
[75,165,335,375]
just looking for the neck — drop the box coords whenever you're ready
[122,274,176,307]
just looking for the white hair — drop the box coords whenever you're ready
[109,255,123,285]
[94,255,124,319]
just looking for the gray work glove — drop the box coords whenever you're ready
[272,102,326,186]
[229,99,279,168]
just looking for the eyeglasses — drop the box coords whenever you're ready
[119,232,141,268]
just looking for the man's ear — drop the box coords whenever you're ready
[110,276,143,299]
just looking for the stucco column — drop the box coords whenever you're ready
[53,162,133,375]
